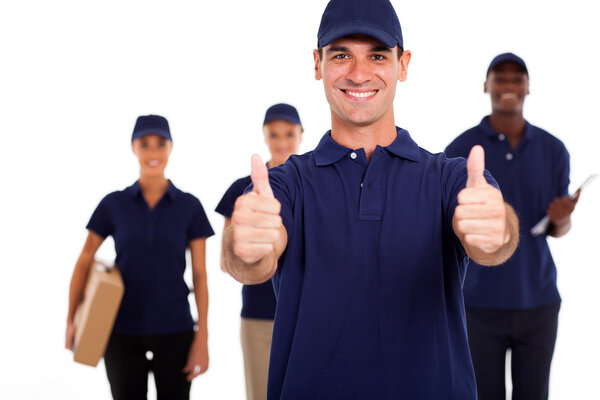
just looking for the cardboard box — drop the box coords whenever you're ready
[73,260,124,367]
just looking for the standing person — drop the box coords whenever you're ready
[222,1,520,399]
[65,115,213,400]
[216,103,303,400]
[445,53,580,400]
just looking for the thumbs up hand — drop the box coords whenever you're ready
[453,145,511,256]
[230,154,284,265]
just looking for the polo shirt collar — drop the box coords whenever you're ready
[384,128,421,162]
[126,180,178,200]
[314,127,420,166]
[479,116,534,143]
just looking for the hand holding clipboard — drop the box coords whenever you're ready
[530,174,597,236]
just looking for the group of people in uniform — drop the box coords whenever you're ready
[65,0,582,399]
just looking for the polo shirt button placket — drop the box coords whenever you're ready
[506,153,513,161]
[350,152,357,160]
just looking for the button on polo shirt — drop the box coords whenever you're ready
[445,116,569,309]
[86,181,214,335]
[215,175,277,320]
[258,128,498,399]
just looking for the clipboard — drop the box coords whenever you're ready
[530,174,597,236]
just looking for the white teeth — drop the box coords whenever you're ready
[148,160,160,166]
[346,90,377,98]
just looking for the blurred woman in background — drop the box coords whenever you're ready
[216,103,303,400]
[65,114,213,400]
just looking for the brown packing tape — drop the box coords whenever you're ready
[73,260,124,367]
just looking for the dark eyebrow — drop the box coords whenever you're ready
[371,46,392,53]
[326,45,393,55]
[326,46,350,54]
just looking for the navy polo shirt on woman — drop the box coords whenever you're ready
[86,181,214,335]
[216,176,277,320]
[259,128,498,400]
[445,116,569,310]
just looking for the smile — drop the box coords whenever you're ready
[500,93,518,100]
[147,160,160,167]
[341,89,378,99]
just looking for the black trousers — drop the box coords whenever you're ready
[104,330,195,400]
[466,304,560,400]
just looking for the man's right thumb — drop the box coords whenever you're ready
[251,154,273,197]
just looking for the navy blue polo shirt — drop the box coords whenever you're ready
[216,175,277,320]
[86,181,214,335]
[445,116,569,310]
[259,128,497,400]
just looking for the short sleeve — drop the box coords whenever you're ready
[215,177,250,218]
[188,198,215,240]
[86,195,114,238]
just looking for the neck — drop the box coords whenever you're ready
[138,175,169,193]
[489,112,526,145]
[330,108,397,162]
[267,159,283,168]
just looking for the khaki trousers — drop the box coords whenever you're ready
[240,318,274,400]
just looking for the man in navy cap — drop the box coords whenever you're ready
[223,1,519,398]
[446,53,580,400]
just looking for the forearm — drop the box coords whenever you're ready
[66,253,94,323]
[222,225,279,285]
[220,219,231,272]
[466,203,520,266]
[193,276,209,340]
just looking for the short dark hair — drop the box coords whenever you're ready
[317,46,404,60]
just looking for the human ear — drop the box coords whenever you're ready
[313,49,322,81]
[397,50,411,82]
[263,125,270,145]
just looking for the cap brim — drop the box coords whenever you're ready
[131,128,172,141]
[264,113,301,126]
[318,23,397,48]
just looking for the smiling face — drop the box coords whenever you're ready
[131,134,172,178]
[313,34,411,130]
[263,119,302,166]
[485,62,530,115]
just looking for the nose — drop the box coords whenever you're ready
[345,59,371,86]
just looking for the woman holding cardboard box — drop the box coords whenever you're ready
[65,114,213,400]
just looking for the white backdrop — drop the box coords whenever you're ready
[0,0,598,399]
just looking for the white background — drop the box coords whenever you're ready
[1,0,598,399]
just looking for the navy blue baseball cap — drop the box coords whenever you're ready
[132,114,172,142]
[263,103,302,126]
[317,0,403,49]
[487,53,528,77]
